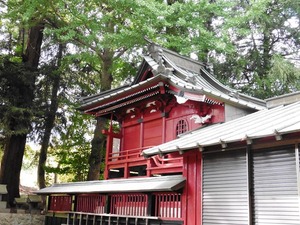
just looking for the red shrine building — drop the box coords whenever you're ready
[37,43,300,225]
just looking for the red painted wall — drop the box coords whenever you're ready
[122,111,164,151]
[123,123,141,151]
[166,100,224,142]
[120,98,225,153]
[143,118,163,147]
[107,97,223,179]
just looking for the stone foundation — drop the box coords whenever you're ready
[0,211,45,225]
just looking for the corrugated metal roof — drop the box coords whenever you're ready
[142,101,300,157]
[35,175,185,195]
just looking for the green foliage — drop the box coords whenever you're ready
[213,0,300,98]
[45,0,167,51]
[45,107,94,182]
[0,57,36,135]
[267,55,300,96]
[22,144,39,169]
[157,0,236,63]
[111,53,140,87]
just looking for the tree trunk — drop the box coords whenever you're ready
[87,49,113,180]
[38,44,64,189]
[0,135,26,207]
[0,24,44,207]
[24,25,44,69]
[87,117,107,180]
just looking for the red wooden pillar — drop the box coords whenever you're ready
[140,114,144,149]
[103,117,122,179]
[182,150,202,225]
[162,113,166,143]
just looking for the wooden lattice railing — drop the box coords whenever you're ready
[48,192,182,220]
[154,192,182,219]
[49,195,72,211]
[76,194,106,214]
[110,193,148,216]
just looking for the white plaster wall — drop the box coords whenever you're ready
[225,104,253,122]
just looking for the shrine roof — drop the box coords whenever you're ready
[35,175,185,194]
[142,95,300,157]
[78,43,266,115]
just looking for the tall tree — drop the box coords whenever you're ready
[162,0,233,63]
[37,43,65,189]
[43,0,168,180]
[0,23,44,206]
[214,0,300,98]
[0,0,46,206]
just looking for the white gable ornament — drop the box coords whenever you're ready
[190,114,212,124]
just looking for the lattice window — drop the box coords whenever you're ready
[176,119,188,136]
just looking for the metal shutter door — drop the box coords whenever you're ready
[203,150,249,225]
[253,147,300,225]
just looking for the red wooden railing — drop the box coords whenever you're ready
[76,194,106,214]
[48,192,183,222]
[106,148,184,178]
[107,147,152,163]
[49,195,72,211]
[154,192,182,219]
[110,193,148,216]
[147,153,183,176]
[151,155,183,167]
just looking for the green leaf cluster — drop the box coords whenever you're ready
[45,107,94,182]
[0,57,36,136]
[212,0,300,98]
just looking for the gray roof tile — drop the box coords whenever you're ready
[79,44,266,114]
[142,101,300,157]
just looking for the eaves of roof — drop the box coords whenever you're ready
[79,73,266,116]
[166,74,266,111]
[266,91,300,108]
[162,55,266,110]
[78,56,160,113]
[79,75,168,114]
[78,85,130,111]
[35,175,185,195]
[142,101,300,157]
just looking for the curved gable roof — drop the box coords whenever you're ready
[78,43,266,115]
